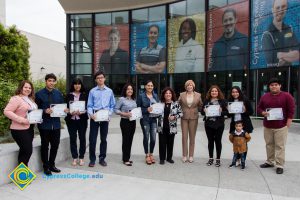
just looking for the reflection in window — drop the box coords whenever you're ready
[112,12,128,24]
[70,14,92,27]
[71,28,92,41]
[209,0,227,10]
[71,64,92,74]
[149,6,165,22]
[95,13,112,26]
[187,0,205,15]
[132,8,148,23]
[71,53,92,64]
[170,1,186,18]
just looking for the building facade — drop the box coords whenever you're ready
[59,0,300,118]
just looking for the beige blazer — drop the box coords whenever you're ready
[178,92,203,120]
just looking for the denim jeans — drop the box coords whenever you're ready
[231,152,246,165]
[89,120,109,163]
[140,117,157,154]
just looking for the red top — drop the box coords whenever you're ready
[258,91,295,129]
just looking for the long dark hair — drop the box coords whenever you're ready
[161,87,177,102]
[69,78,85,93]
[205,85,225,100]
[178,18,197,41]
[15,80,35,100]
[228,86,245,102]
[121,83,135,100]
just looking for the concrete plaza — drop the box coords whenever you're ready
[1,116,300,200]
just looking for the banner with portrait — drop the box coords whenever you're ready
[130,21,166,74]
[251,0,300,69]
[207,0,249,72]
[94,25,129,74]
[168,14,205,73]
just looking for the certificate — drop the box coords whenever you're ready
[150,103,164,115]
[228,102,244,114]
[69,101,85,113]
[94,109,109,122]
[27,109,43,124]
[50,104,67,117]
[266,108,284,121]
[129,107,142,121]
[205,105,221,117]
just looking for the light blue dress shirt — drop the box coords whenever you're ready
[87,85,116,116]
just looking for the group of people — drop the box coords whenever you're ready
[4,71,295,176]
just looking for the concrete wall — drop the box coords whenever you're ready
[0,0,5,25]
[21,31,66,80]
[0,129,71,186]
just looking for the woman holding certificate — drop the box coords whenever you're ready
[115,83,137,166]
[137,80,159,165]
[65,78,88,166]
[4,80,37,166]
[178,80,202,163]
[228,86,253,163]
[201,85,228,167]
[157,87,182,165]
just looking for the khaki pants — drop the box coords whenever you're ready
[264,126,288,168]
[181,119,198,157]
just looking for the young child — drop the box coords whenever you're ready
[229,121,251,170]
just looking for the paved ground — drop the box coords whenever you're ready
[1,116,300,200]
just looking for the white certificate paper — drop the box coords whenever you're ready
[27,109,43,124]
[150,103,164,115]
[50,104,67,117]
[205,105,221,117]
[69,101,85,113]
[94,110,109,122]
[267,108,284,120]
[228,102,244,114]
[130,107,142,121]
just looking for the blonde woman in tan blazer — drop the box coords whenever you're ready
[178,80,202,163]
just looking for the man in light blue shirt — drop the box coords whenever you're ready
[87,71,115,167]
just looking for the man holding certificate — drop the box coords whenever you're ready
[87,71,115,167]
[35,73,66,176]
[258,78,295,174]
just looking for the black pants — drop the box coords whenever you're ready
[205,125,224,159]
[11,126,34,166]
[66,119,87,159]
[159,131,175,161]
[39,129,61,169]
[120,118,136,162]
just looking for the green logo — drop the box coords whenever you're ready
[8,163,36,190]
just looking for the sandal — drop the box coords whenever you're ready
[150,154,156,164]
[145,155,152,165]
[215,159,221,167]
[72,159,78,166]
[79,159,84,166]
[182,156,187,163]
[206,158,214,166]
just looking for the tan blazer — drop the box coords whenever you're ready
[178,92,203,120]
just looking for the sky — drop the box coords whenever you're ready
[6,0,66,43]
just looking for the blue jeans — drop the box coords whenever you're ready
[89,120,109,163]
[140,117,157,154]
[231,152,246,166]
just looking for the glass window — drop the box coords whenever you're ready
[71,53,92,64]
[187,0,205,15]
[71,64,92,74]
[70,14,92,27]
[209,0,226,10]
[132,8,148,23]
[149,6,165,22]
[112,11,128,24]
[169,1,186,18]
[228,0,244,4]
[71,28,92,42]
[95,13,112,26]
[70,41,92,53]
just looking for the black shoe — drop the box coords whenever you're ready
[241,163,245,170]
[206,158,214,166]
[215,159,221,167]
[89,162,95,167]
[99,160,107,167]
[159,160,165,165]
[228,164,235,168]
[276,168,284,174]
[49,166,61,173]
[260,163,274,168]
[123,161,132,166]
[166,159,174,164]
[44,169,52,176]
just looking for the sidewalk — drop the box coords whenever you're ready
[1,116,300,200]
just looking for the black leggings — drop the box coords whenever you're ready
[205,125,224,159]
[11,126,34,166]
[120,118,136,162]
